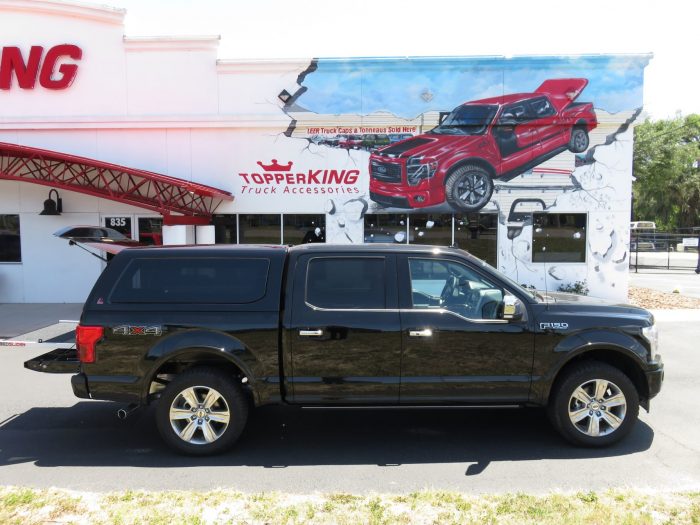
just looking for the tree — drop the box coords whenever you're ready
[633,114,700,229]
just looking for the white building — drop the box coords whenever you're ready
[0,0,650,303]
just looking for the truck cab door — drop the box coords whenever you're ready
[286,253,402,404]
[397,255,534,403]
[493,102,536,173]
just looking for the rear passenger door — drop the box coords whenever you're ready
[287,253,401,403]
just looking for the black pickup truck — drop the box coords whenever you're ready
[25,244,663,455]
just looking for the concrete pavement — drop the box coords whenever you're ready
[0,303,82,339]
[629,269,700,298]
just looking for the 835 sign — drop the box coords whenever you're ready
[105,217,131,237]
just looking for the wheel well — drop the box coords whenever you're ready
[446,158,496,180]
[146,351,253,405]
[549,350,648,404]
[574,119,588,129]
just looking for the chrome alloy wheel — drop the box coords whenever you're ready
[169,386,230,445]
[568,379,627,437]
[457,173,488,205]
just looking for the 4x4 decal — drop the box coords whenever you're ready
[113,325,163,336]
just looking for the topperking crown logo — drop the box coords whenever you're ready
[257,159,293,171]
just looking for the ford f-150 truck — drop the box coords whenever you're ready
[25,243,663,455]
[369,78,597,212]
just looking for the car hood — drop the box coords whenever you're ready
[538,291,653,323]
[375,134,488,159]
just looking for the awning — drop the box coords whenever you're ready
[0,142,233,224]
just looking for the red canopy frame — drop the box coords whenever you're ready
[0,142,233,224]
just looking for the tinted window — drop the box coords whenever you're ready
[532,213,587,263]
[306,257,385,309]
[530,97,556,118]
[0,214,21,262]
[111,257,269,304]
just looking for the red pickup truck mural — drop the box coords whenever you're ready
[369,78,597,212]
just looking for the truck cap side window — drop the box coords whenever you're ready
[408,258,504,320]
[109,257,270,304]
[306,257,386,310]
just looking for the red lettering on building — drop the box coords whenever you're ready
[0,44,82,90]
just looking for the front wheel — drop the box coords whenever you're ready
[444,165,494,212]
[156,367,248,455]
[548,361,639,447]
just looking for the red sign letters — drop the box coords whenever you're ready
[0,44,82,90]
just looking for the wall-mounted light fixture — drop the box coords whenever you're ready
[40,189,63,215]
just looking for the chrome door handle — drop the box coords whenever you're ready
[299,329,323,337]
[409,329,433,337]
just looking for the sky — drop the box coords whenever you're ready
[112,0,698,120]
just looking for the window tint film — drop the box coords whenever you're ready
[111,257,269,304]
[0,215,21,262]
[532,213,587,263]
[409,258,504,320]
[306,257,385,309]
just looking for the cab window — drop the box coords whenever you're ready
[408,258,504,320]
[306,257,386,309]
[529,97,556,118]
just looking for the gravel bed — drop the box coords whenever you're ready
[628,286,700,309]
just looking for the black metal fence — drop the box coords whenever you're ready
[630,230,700,271]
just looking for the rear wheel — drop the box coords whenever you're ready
[568,127,589,153]
[156,367,248,455]
[548,361,638,447]
[444,164,494,212]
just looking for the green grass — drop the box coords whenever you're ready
[0,486,698,524]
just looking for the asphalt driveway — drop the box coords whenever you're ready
[0,314,697,494]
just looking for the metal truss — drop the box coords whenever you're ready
[0,142,233,223]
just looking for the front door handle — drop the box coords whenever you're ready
[409,329,433,337]
[299,329,323,337]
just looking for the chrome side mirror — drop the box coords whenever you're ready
[502,294,524,321]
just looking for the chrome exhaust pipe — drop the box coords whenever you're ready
[117,403,139,420]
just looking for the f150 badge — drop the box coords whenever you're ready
[113,325,162,336]
[540,322,569,330]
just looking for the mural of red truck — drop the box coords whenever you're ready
[369,78,597,212]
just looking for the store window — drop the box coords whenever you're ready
[138,217,163,246]
[239,214,281,244]
[454,213,498,266]
[283,214,325,245]
[532,213,587,263]
[408,214,452,246]
[364,214,408,243]
[213,215,238,244]
[0,214,21,262]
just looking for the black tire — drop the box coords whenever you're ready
[155,367,248,455]
[444,164,494,212]
[568,126,589,153]
[547,361,639,447]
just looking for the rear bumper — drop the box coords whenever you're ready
[71,373,91,399]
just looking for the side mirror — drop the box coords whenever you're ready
[502,294,524,321]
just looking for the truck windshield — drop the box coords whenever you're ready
[430,105,497,135]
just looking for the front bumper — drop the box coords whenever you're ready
[645,355,664,400]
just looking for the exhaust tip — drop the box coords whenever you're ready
[117,408,128,420]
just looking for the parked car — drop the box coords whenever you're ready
[388,133,413,143]
[339,134,363,149]
[361,133,390,151]
[369,78,597,212]
[26,243,662,455]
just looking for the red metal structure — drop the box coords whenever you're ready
[0,142,233,224]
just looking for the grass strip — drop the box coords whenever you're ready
[0,486,698,524]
